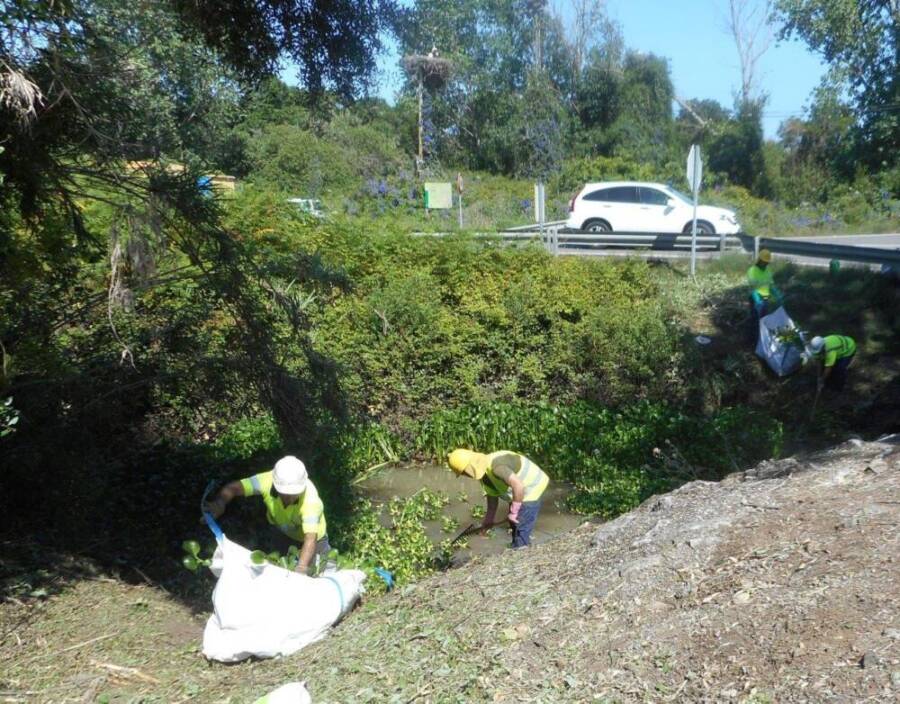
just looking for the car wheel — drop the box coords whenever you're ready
[682,220,715,235]
[583,219,611,233]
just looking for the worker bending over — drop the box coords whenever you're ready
[204,456,330,574]
[447,449,549,548]
[810,334,857,392]
[747,249,784,323]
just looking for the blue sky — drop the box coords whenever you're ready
[367,0,827,140]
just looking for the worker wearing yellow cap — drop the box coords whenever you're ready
[747,249,784,327]
[447,449,549,548]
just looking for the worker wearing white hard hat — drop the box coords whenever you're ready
[809,334,857,393]
[204,455,330,574]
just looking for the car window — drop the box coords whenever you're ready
[639,188,670,206]
[606,186,639,203]
[583,189,611,202]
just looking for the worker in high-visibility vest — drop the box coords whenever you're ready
[204,455,330,574]
[810,334,857,392]
[447,449,549,548]
[747,249,784,323]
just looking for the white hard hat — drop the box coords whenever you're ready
[272,456,308,494]
[810,336,825,354]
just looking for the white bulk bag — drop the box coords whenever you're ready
[755,306,807,377]
[202,536,365,662]
[253,682,313,704]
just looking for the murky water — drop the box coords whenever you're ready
[356,464,585,559]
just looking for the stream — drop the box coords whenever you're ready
[356,464,585,559]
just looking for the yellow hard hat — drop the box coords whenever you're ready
[758,249,772,263]
[447,449,487,479]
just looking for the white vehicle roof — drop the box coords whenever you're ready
[579,181,673,190]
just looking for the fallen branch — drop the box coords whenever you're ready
[91,660,160,684]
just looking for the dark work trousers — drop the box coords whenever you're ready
[825,354,855,392]
[511,499,542,548]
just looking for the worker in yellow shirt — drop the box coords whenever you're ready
[810,334,857,392]
[204,456,330,574]
[747,248,784,323]
[447,449,549,548]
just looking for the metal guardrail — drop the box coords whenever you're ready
[416,228,743,254]
[740,234,900,267]
[510,227,742,254]
[418,228,900,266]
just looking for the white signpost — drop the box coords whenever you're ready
[456,172,464,229]
[534,182,546,240]
[686,144,703,277]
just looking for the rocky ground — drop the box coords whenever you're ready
[2,435,899,703]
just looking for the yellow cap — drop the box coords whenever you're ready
[758,249,772,263]
[447,449,487,479]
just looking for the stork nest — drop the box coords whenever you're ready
[402,55,452,90]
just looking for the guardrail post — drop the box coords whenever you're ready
[754,236,759,260]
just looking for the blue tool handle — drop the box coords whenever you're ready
[201,480,225,543]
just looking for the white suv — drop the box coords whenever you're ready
[566,181,741,234]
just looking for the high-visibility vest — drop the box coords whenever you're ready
[821,335,856,367]
[240,471,327,541]
[480,452,549,503]
[747,265,774,298]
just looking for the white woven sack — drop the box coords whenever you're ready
[202,536,365,662]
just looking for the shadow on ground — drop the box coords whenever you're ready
[690,260,900,453]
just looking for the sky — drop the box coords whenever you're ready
[369,0,828,141]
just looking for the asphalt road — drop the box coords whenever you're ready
[773,233,900,269]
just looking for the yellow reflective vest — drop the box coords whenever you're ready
[480,452,549,503]
[747,264,774,298]
[240,471,326,541]
[821,335,856,367]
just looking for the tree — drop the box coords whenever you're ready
[774,0,899,167]
[168,0,399,97]
[724,0,774,105]
[0,0,394,469]
[708,101,772,195]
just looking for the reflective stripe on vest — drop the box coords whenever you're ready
[824,335,856,366]
[483,453,549,502]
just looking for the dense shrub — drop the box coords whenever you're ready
[415,400,783,517]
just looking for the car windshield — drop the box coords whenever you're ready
[664,187,694,204]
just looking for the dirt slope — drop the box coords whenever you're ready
[3,436,899,703]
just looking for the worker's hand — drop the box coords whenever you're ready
[202,496,226,520]
[294,562,309,575]
[507,501,522,526]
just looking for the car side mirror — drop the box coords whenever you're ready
[666,198,676,207]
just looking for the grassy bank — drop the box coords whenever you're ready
[2,196,898,600]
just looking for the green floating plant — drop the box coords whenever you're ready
[181,539,213,572]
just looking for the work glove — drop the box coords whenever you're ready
[508,501,523,526]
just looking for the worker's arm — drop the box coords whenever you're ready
[296,532,318,574]
[481,495,499,531]
[205,480,245,518]
[772,285,784,304]
[503,474,525,525]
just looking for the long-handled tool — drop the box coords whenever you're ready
[449,519,509,547]
[809,383,822,424]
